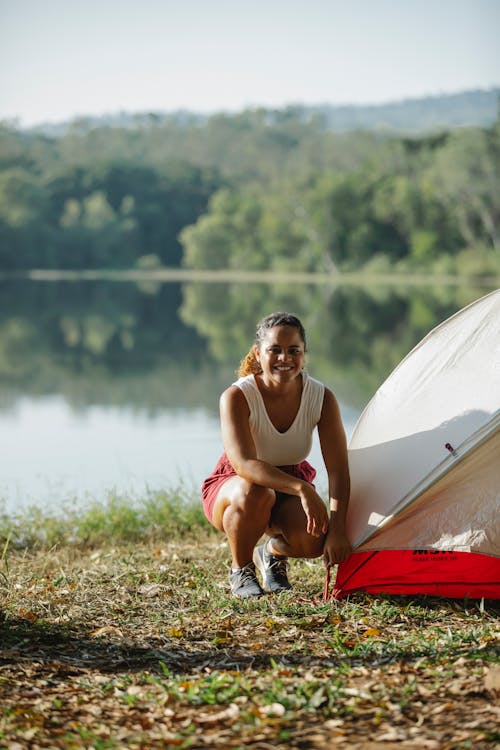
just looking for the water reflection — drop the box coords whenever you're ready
[180,279,490,405]
[0,396,224,512]
[0,279,231,414]
[0,278,493,512]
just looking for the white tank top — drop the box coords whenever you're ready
[233,371,325,466]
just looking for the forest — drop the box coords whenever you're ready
[0,93,499,277]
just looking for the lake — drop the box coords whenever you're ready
[0,276,493,515]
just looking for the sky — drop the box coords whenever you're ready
[0,0,499,126]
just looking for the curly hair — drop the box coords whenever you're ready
[237,312,307,377]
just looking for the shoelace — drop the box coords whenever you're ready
[237,563,257,584]
[269,556,289,578]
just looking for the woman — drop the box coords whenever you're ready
[202,312,351,598]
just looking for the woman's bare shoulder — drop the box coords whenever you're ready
[219,384,249,413]
[320,386,342,418]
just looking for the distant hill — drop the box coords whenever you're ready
[314,88,500,132]
[27,87,499,135]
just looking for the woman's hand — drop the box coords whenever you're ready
[323,527,352,567]
[299,485,329,537]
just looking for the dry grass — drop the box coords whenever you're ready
[1,520,499,749]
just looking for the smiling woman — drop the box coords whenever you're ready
[201,312,351,599]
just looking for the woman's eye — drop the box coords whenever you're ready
[267,346,302,354]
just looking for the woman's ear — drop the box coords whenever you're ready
[253,344,262,372]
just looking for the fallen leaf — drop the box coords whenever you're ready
[196,703,239,724]
[431,702,453,715]
[325,614,343,625]
[213,635,232,645]
[138,583,163,597]
[90,625,124,638]
[18,608,38,622]
[484,665,500,696]
[363,627,381,638]
[153,548,168,558]
[376,727,409,741]
[417,684,433,698]
[258,703,286,718]
[19,728,37,740]
[343,687,372,700]
[167,627,184,638]
[324,719,344,729]
[127,686,143,696]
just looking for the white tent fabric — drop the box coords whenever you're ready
[346,288,500,555]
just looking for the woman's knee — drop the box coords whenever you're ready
[213,479,276,530]
[234,483,276,515]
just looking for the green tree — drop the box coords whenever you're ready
[431,126,500,251]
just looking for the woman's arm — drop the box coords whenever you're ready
[220,386,329,537]
[317,388,352,565]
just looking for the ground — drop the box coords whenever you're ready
[1,534,499,749]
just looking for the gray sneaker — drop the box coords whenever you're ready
[253,542,292,592]
[229,562,264,598]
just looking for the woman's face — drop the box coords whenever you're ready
[254,325,305,384]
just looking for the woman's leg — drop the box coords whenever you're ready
[266,494,325,559]
[211,477,276,568]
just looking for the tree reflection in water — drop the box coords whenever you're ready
[0,277,493,511]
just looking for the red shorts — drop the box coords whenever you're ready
[201,452,317,525]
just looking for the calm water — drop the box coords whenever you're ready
[0,277,491,515]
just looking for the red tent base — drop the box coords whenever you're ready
[333,549,500,599]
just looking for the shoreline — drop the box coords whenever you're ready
[0,267,498,287]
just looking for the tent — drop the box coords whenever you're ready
[333,289,500,599]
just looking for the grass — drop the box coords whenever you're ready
[0,487,206,549]
[0,491,499,749]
